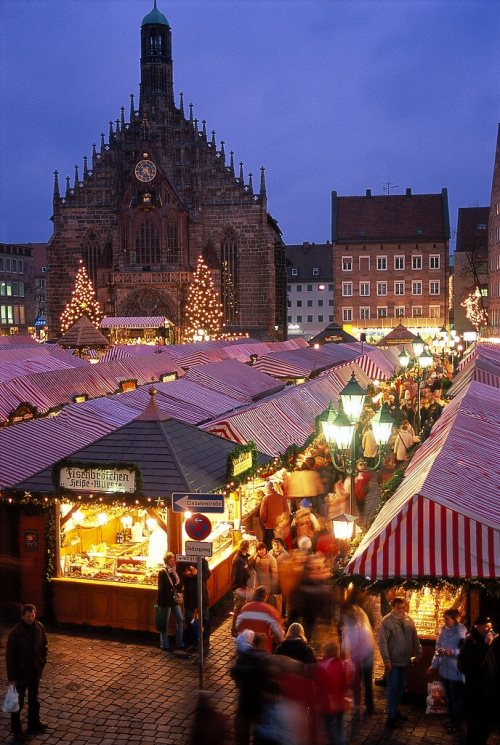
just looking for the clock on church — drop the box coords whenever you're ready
[135,160,157,182]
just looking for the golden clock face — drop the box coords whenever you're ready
[135,160,157,182]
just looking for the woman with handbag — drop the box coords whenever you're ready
[157,552,186,652]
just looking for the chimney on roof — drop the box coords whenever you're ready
[302,242,310,252]
[406,188,412,198]
[365,189,372,198]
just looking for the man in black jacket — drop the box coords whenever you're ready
[6,604,48,742]
[231,539,250,636]
[458,615,497,745]
[178,557,211,646]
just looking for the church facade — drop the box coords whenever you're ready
[47,3,286,340]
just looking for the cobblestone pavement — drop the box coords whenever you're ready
[2,615,499,745]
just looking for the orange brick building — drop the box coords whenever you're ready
[47,4,286,340]
[331,188,450,339]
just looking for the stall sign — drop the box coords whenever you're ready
[24,529,38,552]
[185,540,213,557]
[60,466,136,493]
[9,402,37,425]
[324,334,343,343]
[232,450,253,477]
[160,373,177,383]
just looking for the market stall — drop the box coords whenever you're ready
[345,379,500,691]
[100,316,174,345]
[11,389,271,630]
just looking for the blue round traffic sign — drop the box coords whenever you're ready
[185,513,212,540]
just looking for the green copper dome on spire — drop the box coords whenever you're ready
[141,1,169,27]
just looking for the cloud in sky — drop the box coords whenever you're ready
[0,0,498,247]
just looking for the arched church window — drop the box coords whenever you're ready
[165,218,179,263]
[82,232,100,289]
[136,218,160,265]
[221,228,239,325]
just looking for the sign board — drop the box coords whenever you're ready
[324,334,343,343]
[184,541,213,558]
[24,529,38,552]
[172,493,224,513]
[60,466,136,493]
[231,450,253,477]
[185,513,212,541]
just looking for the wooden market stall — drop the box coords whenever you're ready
[12,389,271,631]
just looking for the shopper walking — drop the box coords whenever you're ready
[315,641,352,745]
[231,539,251,636]
[378,596,422,728]
[458,615,497,745]
[157,552,186,652]
[428,608,466,734]
[260,480,289,549]
[6,604,48,743]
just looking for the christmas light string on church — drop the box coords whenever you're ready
[60,260,102,333]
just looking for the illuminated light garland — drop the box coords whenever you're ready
[461,288,488,332]
[182,255,224,342]
[60,260,102,333]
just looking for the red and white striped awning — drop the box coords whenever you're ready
[100,316,172,328]
[254,345,360,378]
[184,359,284,401]
[346,380,500,579]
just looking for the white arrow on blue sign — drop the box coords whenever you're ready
[172,493,225,513]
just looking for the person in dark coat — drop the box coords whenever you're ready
[6,603,48,742]
[157,552,185,651]
[457,615,497,745]
[178,557,211,646]
[231,539,251,636]
[274,622,317,665]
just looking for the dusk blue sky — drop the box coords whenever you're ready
[1,0,498,248]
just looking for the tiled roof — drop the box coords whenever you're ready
[286,242,332,280]
[455,206,489,252]
[333,192,448,242]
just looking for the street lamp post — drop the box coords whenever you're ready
[319,372,394,516]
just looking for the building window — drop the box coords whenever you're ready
[39,278,46,288]
[429,255,440,269]
[307,284,313,292]
[296,300,302,308]
[0,258,3,271]
[412,306,423,317]
[83,230,101,288]
[329,299,333,307]
[359,282,370,296]
[12,282,18,297]
[377,256,387,270]
[296,285,302,292]
[377,307,388,318]
[359,256,370,271]
[136,218,160,265]
[342,307,353,322]
[287,300,291,308]
[307,315,313,323]
[412,255,422,270]
[429,305,441,318]
[307,300,313,307]
[329,315,333,321]
[429,280,440,295]
[328,284,333,291]
[221,227,239,324]
[12,259,17,273]
[318,315,324,323]
[312,268,319,276]
[412,281,422,295]
[166,218,180,262]
[291,268,298,276]
[0,282,5,296]
[394,281,405,296]
[6,281,12,297]
[287,315,292,323]
[318,299,324,307]
[342,257,353,271]
[360,307,370,320]
[342,282,353,297]
[394,256,405,270]
[42,266,47,273]
[395,306,406,317]
[18,260,24,274]
[377,282,387,296]
[296,315,303,323]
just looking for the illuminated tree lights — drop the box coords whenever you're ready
[182,255,224,342]
[60,261,102,333]
[461,288,488,332]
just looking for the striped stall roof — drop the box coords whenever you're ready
[0,352,88,384]
[100,316,170,328]
[0,335,40,347]
[254,345,360,378]
[346,380,500,579]
[184,359,285,401]
[202,361,371,455]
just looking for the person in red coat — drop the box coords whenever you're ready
[315,641,353,745]
[259,480,289,549]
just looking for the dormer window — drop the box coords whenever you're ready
[312,268,319,276]
[291,268,298,276]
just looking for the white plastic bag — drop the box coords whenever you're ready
[3,684,19,713]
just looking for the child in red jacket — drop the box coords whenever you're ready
[315,641,353,745]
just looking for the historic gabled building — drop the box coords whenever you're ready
[285,242,334,340]
[47,3,286,340]
[331,188,450,339]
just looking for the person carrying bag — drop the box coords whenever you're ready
[156,552,186,652]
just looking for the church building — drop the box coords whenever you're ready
[47,3,286,340]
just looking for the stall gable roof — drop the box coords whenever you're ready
[14,416,269,497]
